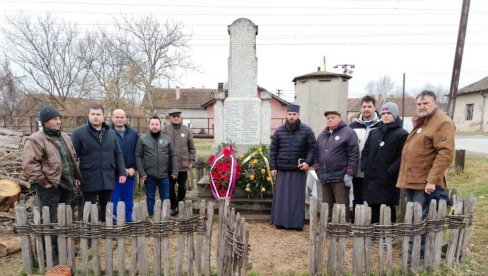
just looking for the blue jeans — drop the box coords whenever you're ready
[406,186,450,220]
[145,176,170,216]
[112,176,135,222]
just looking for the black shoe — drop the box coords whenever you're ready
[275,225,285,230]
[170,208,178,216]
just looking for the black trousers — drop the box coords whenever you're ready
[83,190,113,222]
[369,203,397,224]
[170,172,188,210]
[351,177,365,223]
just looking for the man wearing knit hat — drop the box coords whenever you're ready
[270,104,316,231]
[22,106,82,261]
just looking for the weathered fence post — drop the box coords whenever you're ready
[204,201,215,276]
[176,201,186,276]
[153,200,162,276]
[352,204,365,276]
[105,202,114,276]
[424,200,438,267]
[15,202,33,274]
[459,193,476,261]
[33,206,45,273]
[116,202,126,275]
[80,201,91,276]
[136,201,148,275]
[186,200,195,274]
[129,203,139,276]
[162,200,171,276]
[447,200,464,266]
[401,202,413,275]
[410,203,423,273]
[90,203,101,275]
[308,197,318,276]
[42,206,54,269]
[316,202,328,275]
[434,200,448,267]
[455,149,465,173]
[57,203,67,265]
[66,205,75,268]
[194,200,206,275]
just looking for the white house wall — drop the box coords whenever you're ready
[453,93,488,131]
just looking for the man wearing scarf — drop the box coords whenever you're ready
[270,104,316,231]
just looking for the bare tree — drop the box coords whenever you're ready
[0,59,21,115]
[363,75,395,105]
[115,15,192,113]
[87,29,142,114]
[1,14,93,110]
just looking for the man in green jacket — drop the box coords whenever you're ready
[135,115,178,216]
[162,109,196,216]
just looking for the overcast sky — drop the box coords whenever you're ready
[1,0,487,102]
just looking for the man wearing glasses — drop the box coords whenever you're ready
[163,109,196,216]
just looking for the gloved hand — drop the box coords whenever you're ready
[343,174,353,188]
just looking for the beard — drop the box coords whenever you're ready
[286,119,298,130]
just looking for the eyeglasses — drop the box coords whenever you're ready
[171,114,181,118]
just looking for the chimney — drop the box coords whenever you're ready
[176,86,180,100]
[218,82,224,92]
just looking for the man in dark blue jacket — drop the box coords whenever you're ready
[270,104,316,231]
[71,104,126,222]
[315,110,359,221]
[110,109,139,222]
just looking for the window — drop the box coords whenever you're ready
[465,104,474,120]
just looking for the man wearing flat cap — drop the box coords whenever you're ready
[315,110,359,221]
[23,107,82,259]
[270,104,316,231]
[162,109,196,216]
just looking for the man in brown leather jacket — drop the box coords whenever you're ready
[22,107,82,261]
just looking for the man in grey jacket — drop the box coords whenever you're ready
[136,115,178,216]
[162,109,196,216]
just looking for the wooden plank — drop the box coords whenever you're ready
[42,206,54,269]
[185,200,194,275]
[460,194,476,261]
[116,202,126,276]
[316,202,328,276]
[384,206,393,276]
[129,203,139,276]
[240,219,250,275]
[176,201,186,276]
[327,203,340,276]
[15,203,33,274]
[194,200,206,276]
[446,201,463,266]
[57,203,67,265]
[203,202,215,276]
[308,197,318,276]
[80,202,91,276]
[364,205,372,275]
[162,200,171,276]
[0,127,24,136]
[337,204,346,275]
[410,202,423,272]
[216,199,226,276]
[90,203,101,276]
[433,200,447,267]
[33,206,45,273]
[105,202,114,276]
[153,200,162,276]
[424,199,438,268]
[401,202,413,275]
[353,204,364,276]
[136,201,148,275]
[377,205,385,275]
[66,205,75,269]
[232,213,241,274]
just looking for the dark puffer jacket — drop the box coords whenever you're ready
[315,121,359,183]
[270,120,316,171]
[361,119,408,205]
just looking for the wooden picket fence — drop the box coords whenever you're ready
[14,198,251,275]
[308,193,476,275]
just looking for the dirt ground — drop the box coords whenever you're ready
[0,222,311,276]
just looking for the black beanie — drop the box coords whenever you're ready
[39,107,61,124]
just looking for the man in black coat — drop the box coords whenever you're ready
[361,102,408,223]
[71,104,126,221]
[270,104,316,231]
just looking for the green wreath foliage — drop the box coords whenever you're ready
[236,145,273,197]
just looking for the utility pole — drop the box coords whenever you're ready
[333,64,355,75]
[447,0,471,118]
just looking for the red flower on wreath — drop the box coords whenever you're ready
[208,144,241,201]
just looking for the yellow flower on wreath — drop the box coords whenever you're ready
[260,168,266,174]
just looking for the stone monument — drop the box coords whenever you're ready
[213,18,271,152]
